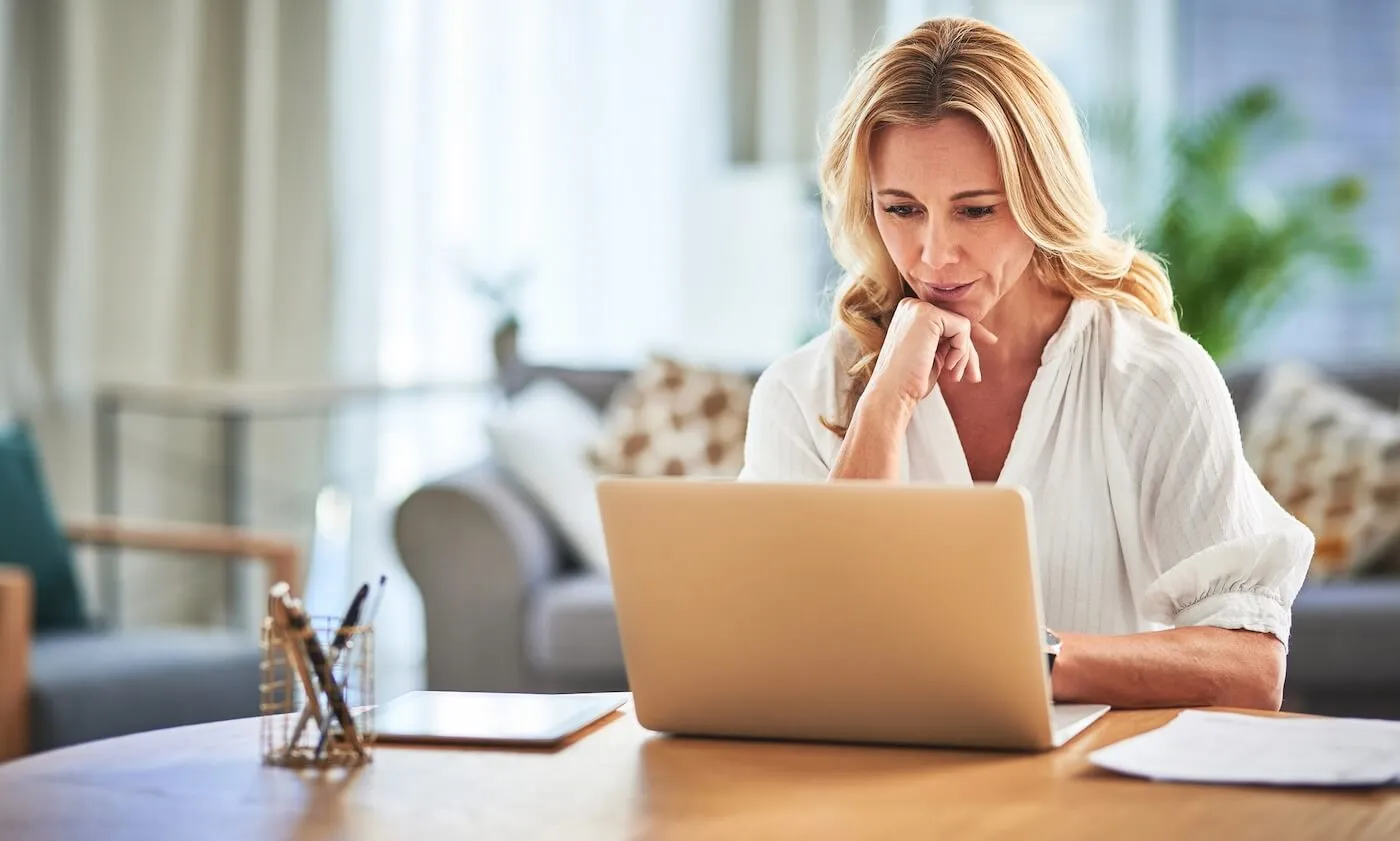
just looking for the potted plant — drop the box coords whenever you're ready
[462,266,530,372]
[1129,85,1369,360]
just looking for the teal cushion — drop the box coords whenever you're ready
[0,423,86,630]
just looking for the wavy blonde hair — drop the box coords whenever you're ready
[819,16,1175,435]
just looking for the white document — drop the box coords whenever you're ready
[1088,710,1400,787]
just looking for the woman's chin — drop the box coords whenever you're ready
[915,281,990,319]
[923,295,988,325]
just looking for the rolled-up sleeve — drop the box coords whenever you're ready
[737,368,830,483]
[1128,342,1314,647]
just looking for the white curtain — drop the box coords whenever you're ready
[329,0,821,370]
[327,0,489,677]
[0,0,333,628]
[326,0,752,677]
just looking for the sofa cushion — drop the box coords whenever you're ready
[485,379,612,577]
[1285,580,1400,691]
[1241,362,1400,579]
[0,423,87,631]
[588,356,753,478]
[28,629,261,752]
[524,576,625,678]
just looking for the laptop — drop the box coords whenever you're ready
[595,477,1109,752]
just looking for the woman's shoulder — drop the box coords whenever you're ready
[1093,300,1223,392]
[1089,300,1234,428]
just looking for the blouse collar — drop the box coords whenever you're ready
[1040,297,1101,364]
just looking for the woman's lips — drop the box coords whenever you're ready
[919,279,977,301]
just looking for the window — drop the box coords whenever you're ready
[1177,0,1400,363]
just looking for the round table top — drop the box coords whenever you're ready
[1,704,1397,841]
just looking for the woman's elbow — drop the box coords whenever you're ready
[1236,666,1285,711]
[1222,633,1287,711]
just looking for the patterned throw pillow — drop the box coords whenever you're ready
[1241,363,1400,579]
[588,356,753,478]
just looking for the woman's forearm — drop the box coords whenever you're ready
[830,392,912,481]
[1052,627,1286,711]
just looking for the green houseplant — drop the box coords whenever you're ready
[1130,85,1369,360]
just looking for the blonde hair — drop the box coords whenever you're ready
[819,16,1175,435]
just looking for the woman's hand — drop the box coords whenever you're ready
[830,298,998,481]
[865,298,999,413]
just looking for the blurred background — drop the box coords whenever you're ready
[1,0,1396,747]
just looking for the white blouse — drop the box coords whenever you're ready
[738,297,1314,646]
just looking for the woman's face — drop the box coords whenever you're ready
[868,114,1038,324]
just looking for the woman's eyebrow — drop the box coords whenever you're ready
[949,188,1001,200]
[874,188,1003,200]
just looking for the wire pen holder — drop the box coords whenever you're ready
[259,601,376,769]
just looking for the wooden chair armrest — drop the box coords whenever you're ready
[64,518,302,593]
[0,565,33,762]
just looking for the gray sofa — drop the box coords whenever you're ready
[393,359,1400,717]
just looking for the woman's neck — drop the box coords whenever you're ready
[977,272,1073,370]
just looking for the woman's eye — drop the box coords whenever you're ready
[883,205,921,219]
[960,205,996,220]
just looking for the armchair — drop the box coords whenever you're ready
[0,519,300,762]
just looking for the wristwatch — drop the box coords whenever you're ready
[1043,628,1062,672]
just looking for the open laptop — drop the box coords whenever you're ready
[595,477,1109,752]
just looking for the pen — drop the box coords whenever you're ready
[314,579,379,758]
[329,582,371,657]
[289,581,369,748]
[271,583,326,745]
[276,588,366,759]
[365,574,388,627]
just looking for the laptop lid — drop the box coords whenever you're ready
[596,477,1059,751]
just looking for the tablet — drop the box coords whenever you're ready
[374,691,628,747]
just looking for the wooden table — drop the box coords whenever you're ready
[1,704,1396,841]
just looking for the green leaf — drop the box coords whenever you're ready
[1122,83,1370,360]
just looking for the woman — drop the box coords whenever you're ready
[738,17,1313,711]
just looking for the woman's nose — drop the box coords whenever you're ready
[920,219,960,270]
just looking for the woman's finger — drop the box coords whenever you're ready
[949,344,967,382]
[944,313,988,384]
[943,318,971,367]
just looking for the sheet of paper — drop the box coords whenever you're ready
[1088,710,1400,787]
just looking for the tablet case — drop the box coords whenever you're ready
[374,691,628,746]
